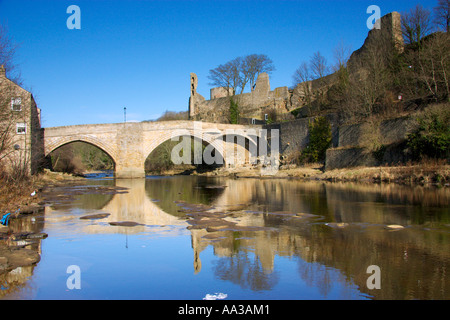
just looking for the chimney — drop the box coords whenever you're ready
[0,65,5,77]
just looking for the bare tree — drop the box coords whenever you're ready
[240,54,275,92]
[344,27,398,120]
[292,61,311,85]
[0,94,16,162]
[154,110,189,121]
[434,0,450,32]
[292,61,313,106]
[310,51,329,80]
[404,32,450,101]
[208,54,275,95]
[326,41,352,108]
[309,51,330,109]
[1,25,24,169]
[208,63,233,94]
[332,40,352,71]
[0,24,22,85]
[0,24,38,181]
[401,5,433,46]
[208,57,242,95]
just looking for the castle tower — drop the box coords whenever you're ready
[189,73,198,119]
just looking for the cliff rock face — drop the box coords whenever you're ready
[348,11,404,72]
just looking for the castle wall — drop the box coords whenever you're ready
[266,113,340,160]
[326,116,416,170]
[190,71,295,123]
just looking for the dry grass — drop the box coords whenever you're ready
[317,159,450,184]
[0,168,85,214]
[205,159,450,185]
[0,175,36,214]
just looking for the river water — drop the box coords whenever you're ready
[1,174,449,300]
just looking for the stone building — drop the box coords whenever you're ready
[0,65,44,175]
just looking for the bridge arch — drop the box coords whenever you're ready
[44,135,118,166]
[144,129,262,169]
[144,130,225,169]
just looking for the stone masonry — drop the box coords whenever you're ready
[44,121,263,178]
[0,65,44,175]
[190,71,293,123]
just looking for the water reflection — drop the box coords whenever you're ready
[149,178,450,299]
[1,176,449,299]
[0,207,45,299]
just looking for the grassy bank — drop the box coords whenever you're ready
[315,163,450,184]
[0,169,85,215]
[198,161,450,185]
[0,176,36,214]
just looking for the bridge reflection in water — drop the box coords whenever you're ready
[45,177,450,299]
[3,176,449,299]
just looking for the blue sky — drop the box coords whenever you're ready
[0,0,438,127]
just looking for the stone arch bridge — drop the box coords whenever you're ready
[44,121,275,178]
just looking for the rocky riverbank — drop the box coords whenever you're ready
[0,169,86,276]
[0,227,47,274]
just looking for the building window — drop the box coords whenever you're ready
[11,98,22,111]
[16,123,27,134]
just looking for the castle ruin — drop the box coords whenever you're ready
[189,12,404,124]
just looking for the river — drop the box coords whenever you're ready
[1,174,449,300]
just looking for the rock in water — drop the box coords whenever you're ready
[109,221,142,227]
[386,224,404,230]
[80,213,110,220]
